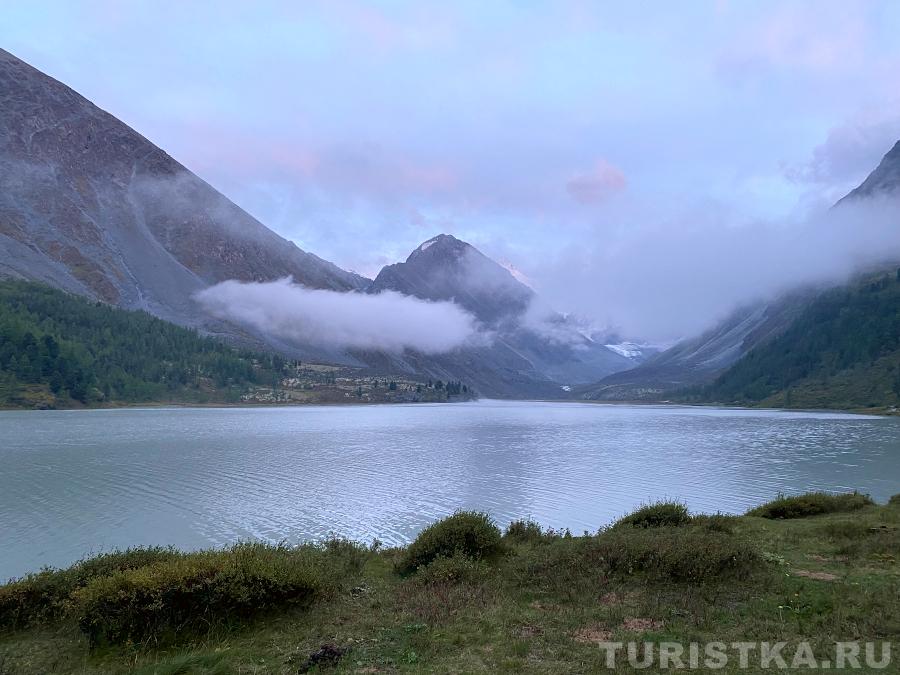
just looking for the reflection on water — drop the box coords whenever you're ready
[1,400,898,579]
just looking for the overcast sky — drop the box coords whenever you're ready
[4,1,900,338]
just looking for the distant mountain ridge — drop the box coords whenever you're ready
[366,234,638,396]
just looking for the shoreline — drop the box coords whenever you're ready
[1,396,894,416]
[0,395,480,413]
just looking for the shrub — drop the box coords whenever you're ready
[73,543,326,646]
[889,494,900,506]
[70,547,183,586]
[747,492,874,519]
[0,547,180,632]
[320,537,371,576]
[415,555,492,586]
[513,525,759,589]
[396,512,502,575]
[595,526,757,582]
[613,501,691,529]
[0,567,76,631]
[504,519,544,543]
[692,514,739,534]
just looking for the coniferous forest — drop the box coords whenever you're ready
[0,280,293,407]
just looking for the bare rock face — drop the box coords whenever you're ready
[0,48,366,328]
[371,234,533,326]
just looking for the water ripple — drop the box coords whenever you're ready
[0,401,898,579]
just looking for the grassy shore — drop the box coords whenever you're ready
[1,494,898,674]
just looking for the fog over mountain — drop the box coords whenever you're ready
[196,277,484,354]
[526,188,900,342]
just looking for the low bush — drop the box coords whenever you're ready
[613,501,692,529]
[415,554,492,586]
[514,524,759,590]
[320,537,371,576]
[0,547,179,632]
[504,519,544,543]
[747,492,873,519]
[0,567,77,631]
[396,511,502,575]
[692,513,739,534]
[595,526,758,582]
[73,543,328,646]
[889,494,900,506]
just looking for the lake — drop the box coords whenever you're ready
[1,400,899,580]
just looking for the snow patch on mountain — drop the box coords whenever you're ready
[499,260,535,290]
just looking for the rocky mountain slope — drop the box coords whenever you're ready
[366,234,637,396]
[371,234,533,325]
[581,139,900,402]
[0,48,366,337]
[577,291,813,400]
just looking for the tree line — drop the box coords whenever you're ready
[0,280,294,405]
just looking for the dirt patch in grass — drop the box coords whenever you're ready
[573,625,613,643]
[621,617,664,632]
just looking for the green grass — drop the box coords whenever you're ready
[0,495,897,673]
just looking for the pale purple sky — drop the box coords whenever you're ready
[4,1,900,337]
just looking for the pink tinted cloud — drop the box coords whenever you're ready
[565,160,626,204]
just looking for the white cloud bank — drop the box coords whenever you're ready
[195,278,482,354]
[529,195,900,341]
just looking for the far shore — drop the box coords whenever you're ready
[2,396,895,416]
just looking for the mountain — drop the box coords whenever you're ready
[0,48,366,350]
[581,139,900,402]
[696,270,900,410]
[837,140,900,203]
[0,49,638,397]
[367,234,637,396]
[578,291,813,400]
[371,234,533,325]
